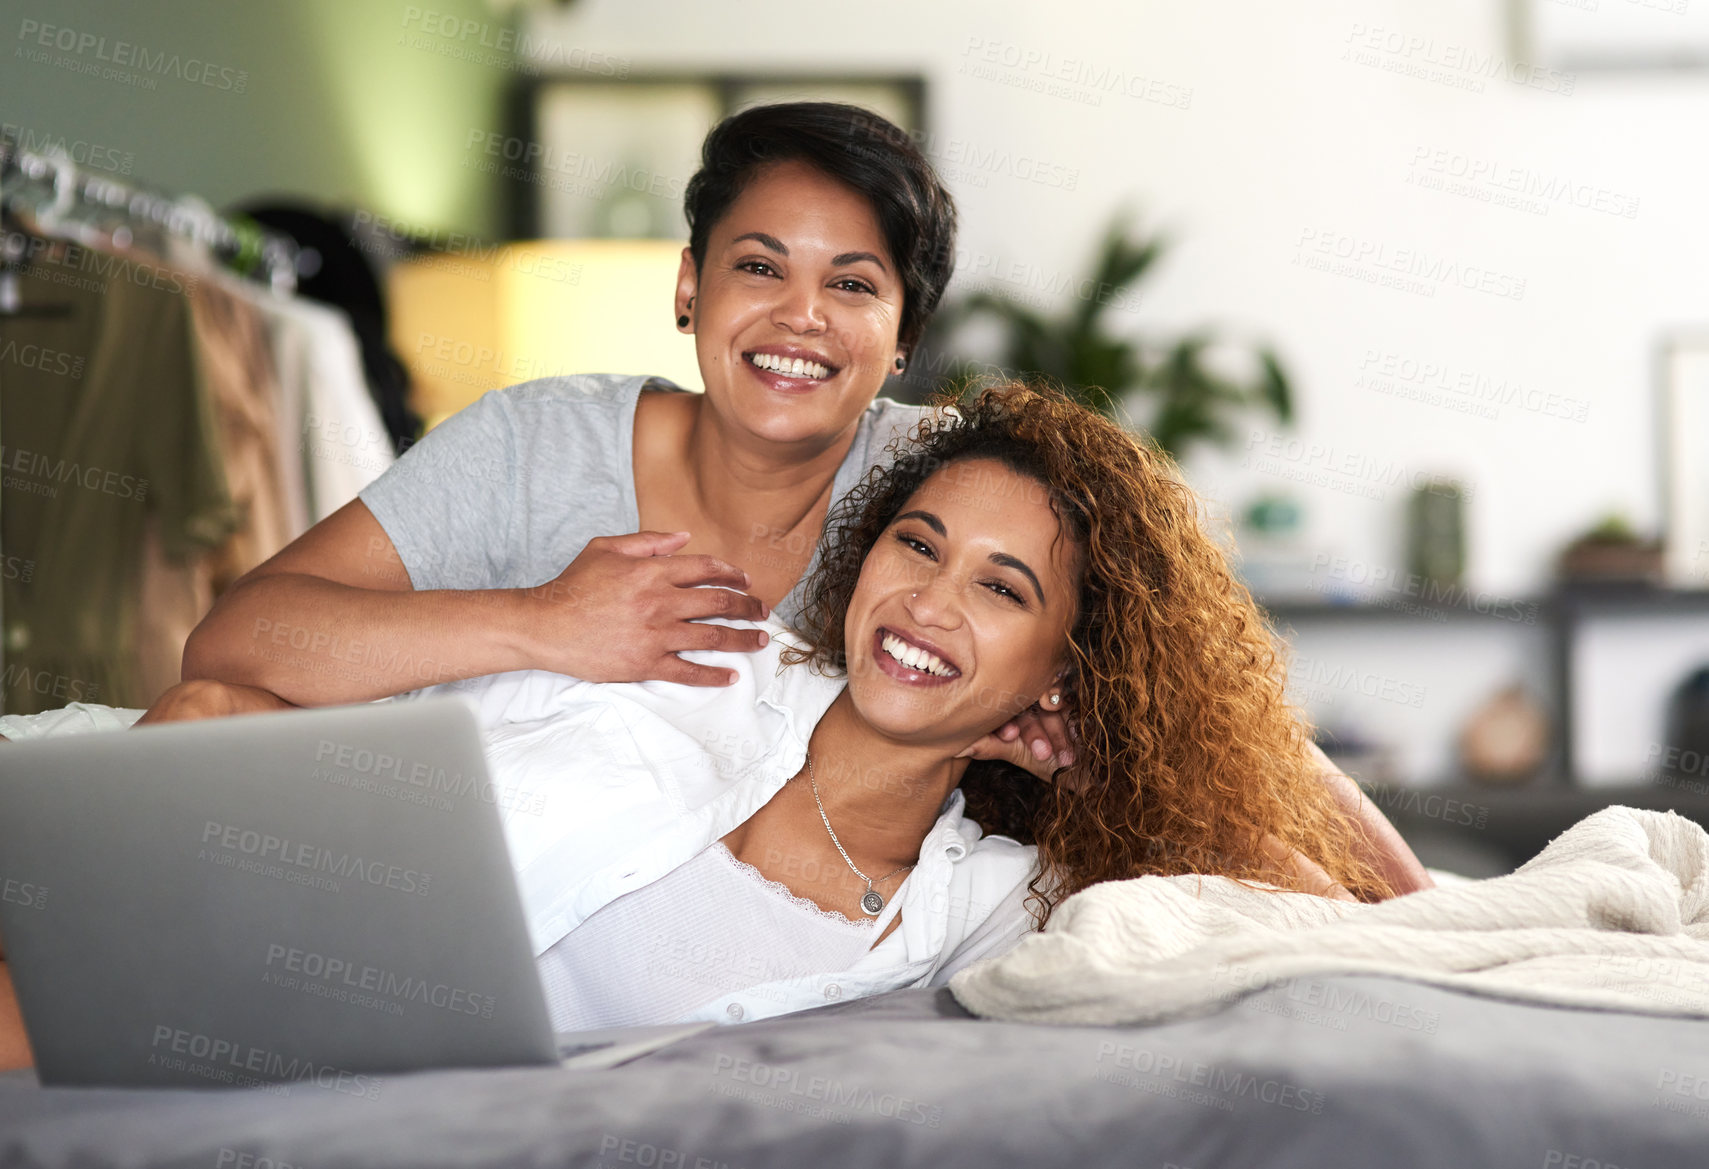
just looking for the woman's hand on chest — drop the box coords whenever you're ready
[516,531,772,686]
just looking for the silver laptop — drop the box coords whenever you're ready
[0,697,705,1089]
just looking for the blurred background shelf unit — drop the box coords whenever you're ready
[1260,583,1709,787]
[1258,586,1709,873]
[1257,590,1558,788]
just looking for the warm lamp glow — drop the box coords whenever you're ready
[389,239,700,428]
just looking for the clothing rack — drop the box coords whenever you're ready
[0,132,319,711]
[0,131,302,297]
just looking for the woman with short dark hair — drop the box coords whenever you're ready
[142,100,1427,888]
[166,99,1084,780]
[681,101,956,359]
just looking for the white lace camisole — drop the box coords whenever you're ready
[537,842,884,1030]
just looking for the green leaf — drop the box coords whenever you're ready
[1257,349,1293,424]
[939,211,1294,456]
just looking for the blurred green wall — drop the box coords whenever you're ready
[3,0,511,235]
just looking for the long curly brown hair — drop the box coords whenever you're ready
[784,379,1391,924]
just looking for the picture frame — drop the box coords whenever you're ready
[508,74,926,240]
[1662,332,1709,589]
[1516,0,1709,72]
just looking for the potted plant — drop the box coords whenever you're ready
[920,214,1294,461]
[1556,512,1665,586]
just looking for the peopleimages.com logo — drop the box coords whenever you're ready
[16,19,249,92]
[262,942,496,1019]
[199,820,431,895]
[146,1024,381,1097]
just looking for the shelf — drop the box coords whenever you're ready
[1255,583,1709,625]
[1362,777,1709,812]
[1262,584,1709,793]
[1256,596,1542,625]
[1362,780,1709,874]
[1548,582,1709,620]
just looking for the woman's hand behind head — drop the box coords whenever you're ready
[956,706,1083,792]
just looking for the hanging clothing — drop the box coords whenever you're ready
[0,179,403,715]
[214,276,309,539]
[260,294,395,523]
[189,276,296,590]
[0,245,238,713]
[235,203,421,457]
[131,273,301,702]
[132,511,215,709]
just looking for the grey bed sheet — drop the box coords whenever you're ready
[1,975,1704,1169]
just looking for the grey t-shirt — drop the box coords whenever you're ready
[357,372,934,629]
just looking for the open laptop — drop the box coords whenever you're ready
[0,698,708,1089]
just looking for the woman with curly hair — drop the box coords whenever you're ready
[0,380,1427,1057]
[783,378,1423,924]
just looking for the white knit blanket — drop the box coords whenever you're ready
[950,806,1709,1024]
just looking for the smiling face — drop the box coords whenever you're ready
[840,458,1082,750]
[677,158,905,447]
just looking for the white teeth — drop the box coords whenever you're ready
[749,353,830,379]
[881,632,956,678]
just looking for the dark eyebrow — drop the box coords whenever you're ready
[729,232,889,274]
[896,510,1045,605]
[896,509,945,536]
[990,552,1045,606]
[731,231,786,254]
[831,250,888,273]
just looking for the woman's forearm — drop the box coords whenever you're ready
[0,960,31,1071]
[181,572,537,707]
[1308,742,1436,897]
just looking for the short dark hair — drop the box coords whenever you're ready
[682,101,957,354]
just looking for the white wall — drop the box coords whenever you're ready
[527,0,1709,599]
[524,0,1709,782]
[1,0,515,236]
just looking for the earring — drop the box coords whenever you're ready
[911,592,918,599]
[1047,694,1061,707]
[677,314,689,328]
[894,356,906,371]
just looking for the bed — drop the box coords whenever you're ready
[2,975,1704,1168]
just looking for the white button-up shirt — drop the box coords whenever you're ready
[411,617,1041,1024]
[0,619,1042,1025]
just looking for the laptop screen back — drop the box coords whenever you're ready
[0,698,558,1087]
